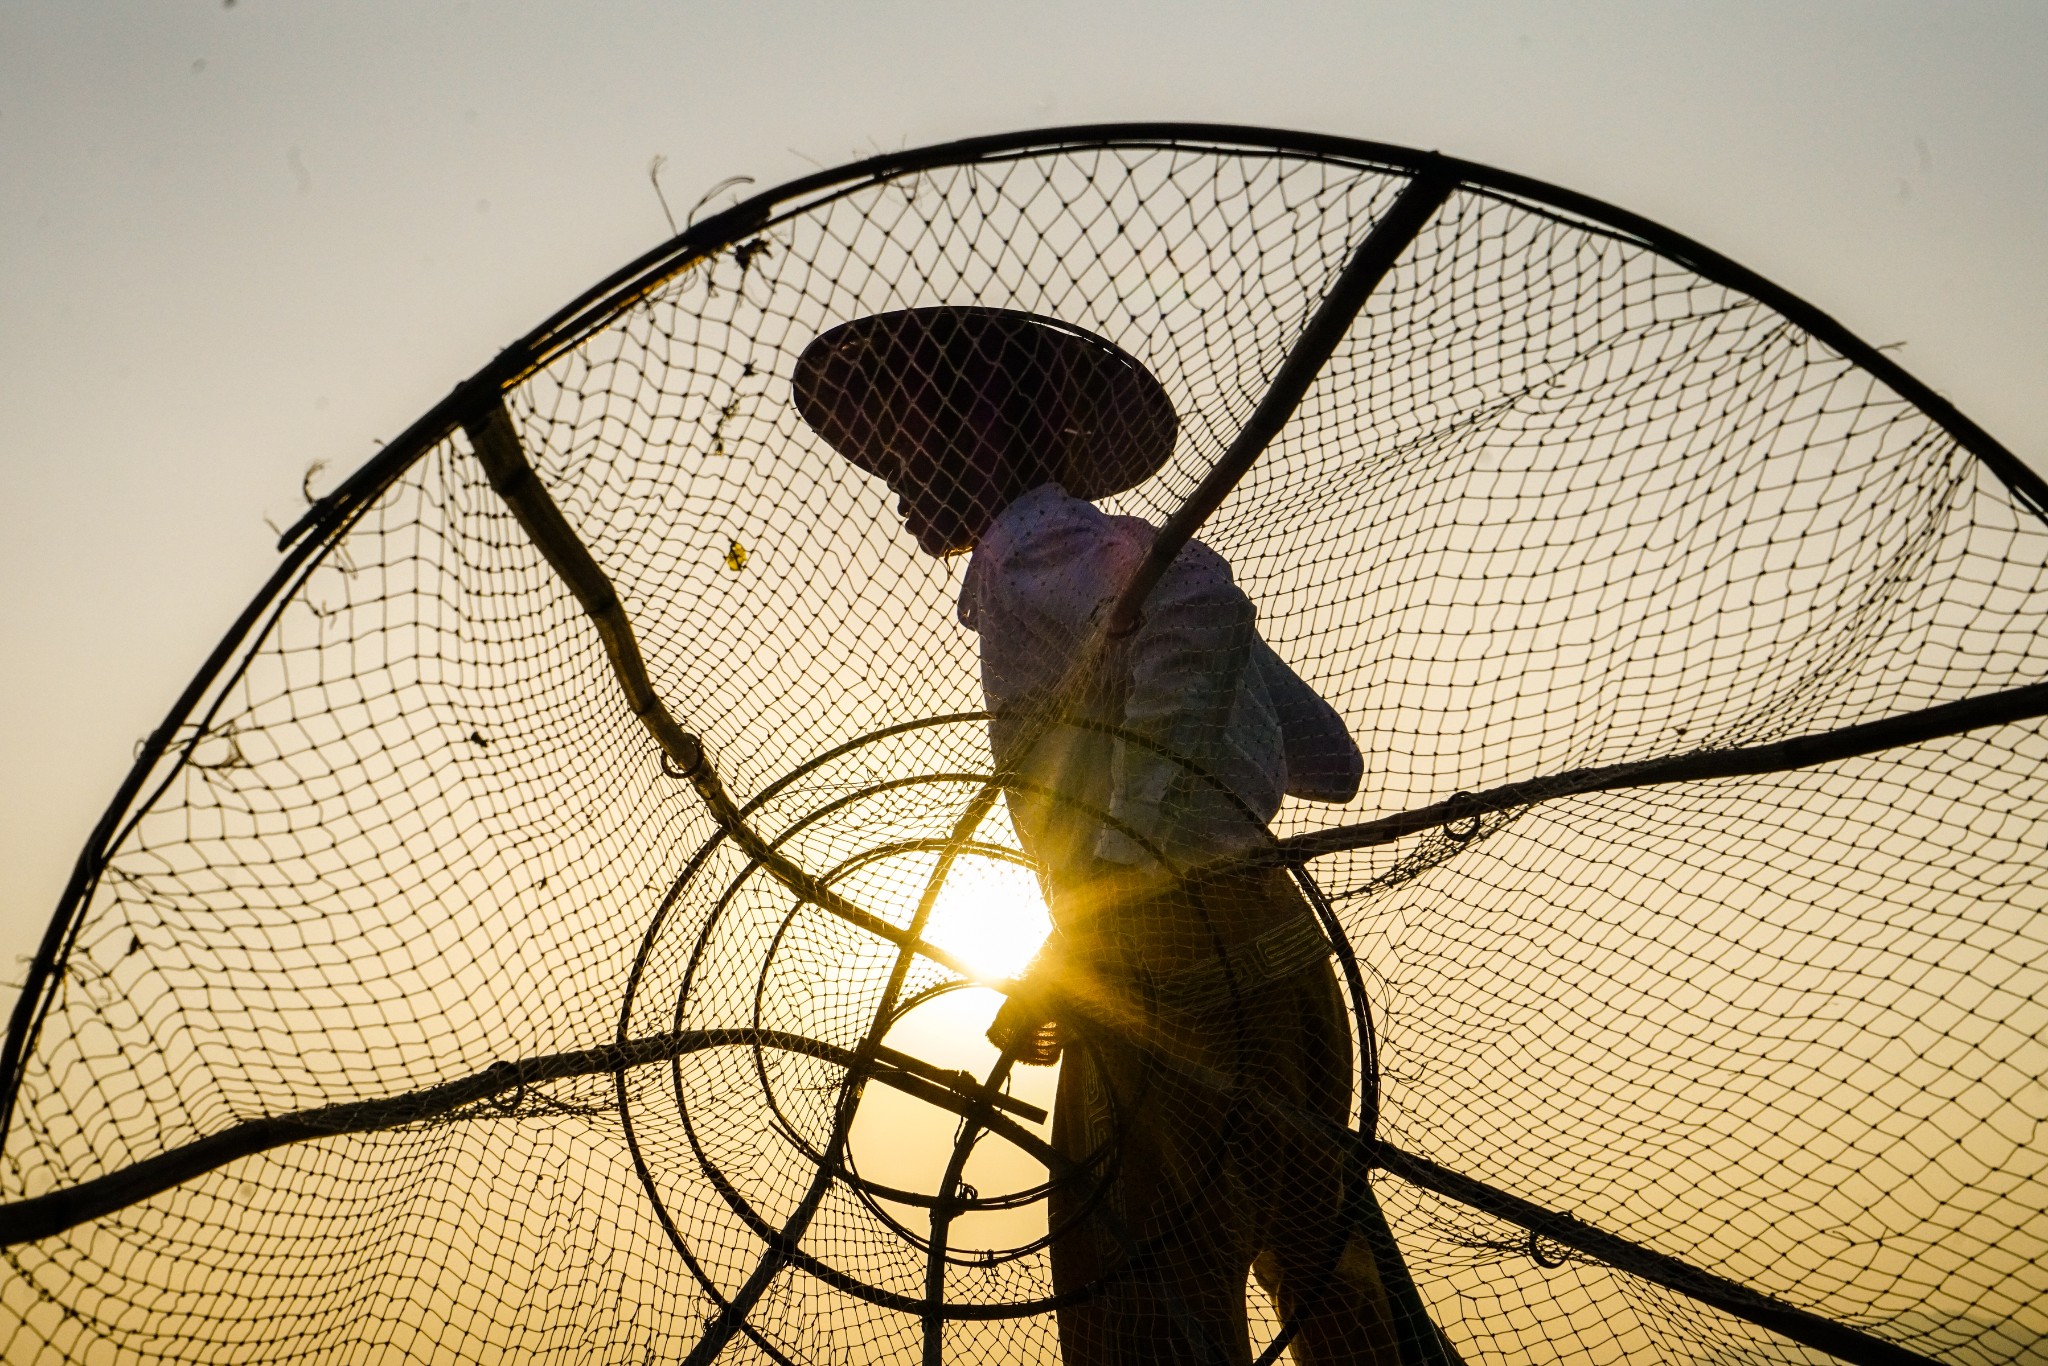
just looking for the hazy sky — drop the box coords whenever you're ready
[2,0,2043,992]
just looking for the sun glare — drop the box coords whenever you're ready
[920,853,1053,982]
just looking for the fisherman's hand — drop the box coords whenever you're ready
[988,957,1063,1066]
[987,990,1062,1066]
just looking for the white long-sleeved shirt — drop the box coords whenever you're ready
[958,483,1361,887]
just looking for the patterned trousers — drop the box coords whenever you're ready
[1043,867,1400,1366]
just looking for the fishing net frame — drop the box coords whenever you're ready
[1,124,2044,1366]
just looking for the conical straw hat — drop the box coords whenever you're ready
[792,306,1177,500]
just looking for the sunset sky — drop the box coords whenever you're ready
[3,10,2046,1365]
[3,0,2044,1003]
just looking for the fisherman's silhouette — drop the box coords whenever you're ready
[795,308,1404,1366]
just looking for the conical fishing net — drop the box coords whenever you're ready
[2,127,2044,1366]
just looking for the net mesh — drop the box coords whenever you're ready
[3,133,2044,1366]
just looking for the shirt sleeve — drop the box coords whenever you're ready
[1254,639,1363,802]
[1094,539,1258,866]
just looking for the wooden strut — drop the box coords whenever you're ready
[1370,1144,1946,1366]
[0,1028,1043,1249]
[460,400,984,988]
[1101,164,1455,640]
[1267,677,2048,866]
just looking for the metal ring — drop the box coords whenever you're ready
[1445,794,1482,842]
[487,1063,526,1115]
[1528,1227,1568,1269]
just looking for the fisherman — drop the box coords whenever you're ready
[794,306,1400,1366]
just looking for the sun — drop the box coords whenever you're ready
[920,852,1053,982]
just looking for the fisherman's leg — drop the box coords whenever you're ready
[1263,1225,1398,1366]
[1049,1024,1258,1366]
[1252,962,1400,1365]
[1048,1038,1118,1366]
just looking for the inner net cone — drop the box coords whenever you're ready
[1,126,2043,1366]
